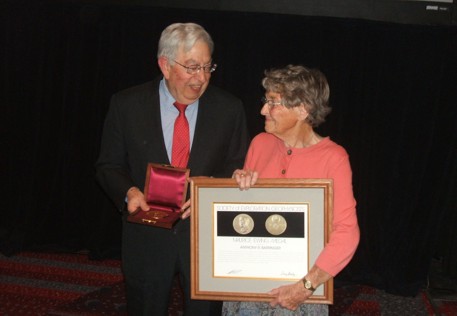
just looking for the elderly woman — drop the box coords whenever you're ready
[223,65,360,315]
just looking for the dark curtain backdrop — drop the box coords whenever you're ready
[2,1,457,297]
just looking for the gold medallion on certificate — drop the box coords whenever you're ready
[233,214,254,235]
[265,214,287,236]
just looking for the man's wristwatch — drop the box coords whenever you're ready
[302,277,316,292]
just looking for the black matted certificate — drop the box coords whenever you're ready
[190,178,333,304]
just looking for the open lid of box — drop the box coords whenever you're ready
[144,163,190,211]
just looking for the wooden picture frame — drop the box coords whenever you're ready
[190,178,334,304]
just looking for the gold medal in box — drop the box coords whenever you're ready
[127,163,190,229]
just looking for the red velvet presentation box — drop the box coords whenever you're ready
[127,163,190,229]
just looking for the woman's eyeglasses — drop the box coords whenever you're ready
[261,97,283,109]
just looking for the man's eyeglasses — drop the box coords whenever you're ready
[261,97,283,108]
[173,60,217,74]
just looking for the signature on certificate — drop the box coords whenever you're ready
[280,271,296,277]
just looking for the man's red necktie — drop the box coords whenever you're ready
[171,102,190,168]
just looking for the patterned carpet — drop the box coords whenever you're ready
[0,251,182,316]
[0,251,124,315]
[1,251,456,315]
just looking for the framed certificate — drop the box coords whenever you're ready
[190,178,333,304]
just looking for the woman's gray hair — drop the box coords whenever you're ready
[262,65,332,127]
[157,23,214,62]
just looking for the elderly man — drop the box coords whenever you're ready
[96,22,249,315]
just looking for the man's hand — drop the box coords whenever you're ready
[180,199,191,219]
[126,187,149,214]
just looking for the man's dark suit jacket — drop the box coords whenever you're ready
[96,77,250,213]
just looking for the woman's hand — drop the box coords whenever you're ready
[268,281,312,311]
[268,265,330,310]
[232,169,258,190]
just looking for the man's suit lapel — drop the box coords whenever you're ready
[188,94,214,169]
[143,79,170,165]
